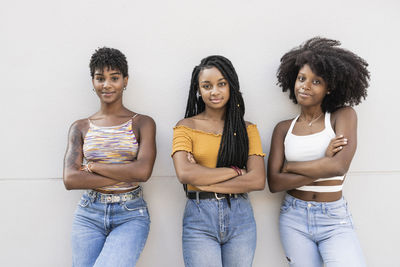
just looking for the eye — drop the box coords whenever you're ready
[218,82,227,87]
[202,84,211,90]
[313,80,321,85]
[297,76,305,82]
[96,77,104,82]
[112,77,119,81]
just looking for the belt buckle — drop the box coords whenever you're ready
[214,192,224,200]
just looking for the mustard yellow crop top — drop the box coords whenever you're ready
[171,124,265,191]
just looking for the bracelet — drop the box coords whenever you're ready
[230,166,242,176]
[86,162,93,173]
[81,162,93,173]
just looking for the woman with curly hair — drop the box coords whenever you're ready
[267,37,370,266]
[172,55,266,267]
[63,47,156,266]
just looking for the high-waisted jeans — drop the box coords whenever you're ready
[182,195,257,267]
[71,187,150,267]
[279,193,366,267]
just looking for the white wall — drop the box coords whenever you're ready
[1,0,399,266]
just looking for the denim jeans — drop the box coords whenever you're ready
[279,194,366,267]
[182,195,257,267]
[71,187,150,267]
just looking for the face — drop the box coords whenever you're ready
[92,67,128,104]
[294,64,328,107]
[198,67,230,110]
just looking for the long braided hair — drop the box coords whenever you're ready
[185,55,249,169]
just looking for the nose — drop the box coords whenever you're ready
[103,79,111,89]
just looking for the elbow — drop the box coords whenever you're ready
[330,162,349,177]
[267,174,283,193]
[137,169,153,182]
[63,173,75,190]
[252,175,266,191]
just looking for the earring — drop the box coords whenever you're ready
[92,88,95,92]
[123,87,127,91]
[196,91,201,98]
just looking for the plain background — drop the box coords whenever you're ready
[1,0,399,266]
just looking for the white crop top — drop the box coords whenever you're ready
[284,113,345,192]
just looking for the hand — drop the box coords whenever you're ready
[325,135,348,157]
[187,153,197,164]
[281,162,288,173]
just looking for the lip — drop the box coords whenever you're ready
[210,98,223,104]
[101,91,115,96]
[297,92,311,98]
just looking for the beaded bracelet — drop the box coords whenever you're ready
[230,166,242,176]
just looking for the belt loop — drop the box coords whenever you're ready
[196,191,200,204]
[292,198,296,208]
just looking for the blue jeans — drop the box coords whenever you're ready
[182,195,257,267]
[279,194,366,267]
[71,187,150,267]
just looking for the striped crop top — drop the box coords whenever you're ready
[83,115,139,191]
[284,113,345,192]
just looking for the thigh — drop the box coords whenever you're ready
[94,200,150,267]
[221,197,256,267]
[318,205,366,267]
[279,201,323,267]
[182,200,222,267]
[71,197,106,267]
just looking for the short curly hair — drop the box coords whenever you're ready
[89,47,128,78]
[277,37,370,112]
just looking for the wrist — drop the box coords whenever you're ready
[230,166,242,176]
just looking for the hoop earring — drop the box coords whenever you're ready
[123,87,127,91]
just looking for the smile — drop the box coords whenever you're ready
[210,99,223,103]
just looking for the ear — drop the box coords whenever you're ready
[124,76,129,87]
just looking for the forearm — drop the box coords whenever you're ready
[286,157,347,179]
[176,164,238,186]
[198,171,265,194]
[90,160,154,183]
[267,171,317,193]
[63,169,120,190]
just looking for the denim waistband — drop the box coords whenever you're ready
[86,186,143,203]
[284,193,346,210]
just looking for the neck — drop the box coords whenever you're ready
[203,107,226,121]
[99,100,126,115]
[300,106,324,121]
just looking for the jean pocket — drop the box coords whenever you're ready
[326,205,349,219]
[123,198,148,213]
[78,195,91,208]
[280,201,292,214]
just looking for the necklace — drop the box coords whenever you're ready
[306,113,323,126]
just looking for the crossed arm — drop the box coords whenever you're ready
[267,107,356,193]
[63,116,156,190]
[172,151,265,194]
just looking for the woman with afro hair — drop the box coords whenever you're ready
[267,37,369,266]
[63,47,156,266]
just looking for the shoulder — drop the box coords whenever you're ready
[245,121,254,127]
[331,106,357,122]
[332,106,356,117]
[274,119,293,133]
[175,118,196,128]
[135,114,156,132]
[69,119,88,132]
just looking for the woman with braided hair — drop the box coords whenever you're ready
[267,37,370,266]
[172,55,266,266]
[63,47,156,266]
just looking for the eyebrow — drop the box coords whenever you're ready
[200,78,226,83]
[94,72,122,76]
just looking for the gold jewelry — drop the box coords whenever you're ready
[306,113,323,126]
